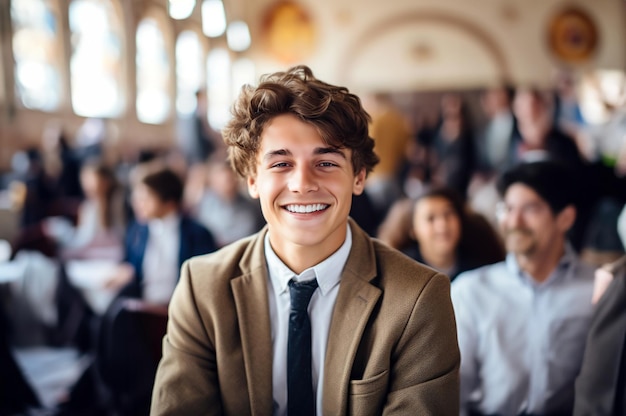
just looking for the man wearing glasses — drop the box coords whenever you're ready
[451,161,595,416]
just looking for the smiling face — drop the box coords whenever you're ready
[247,114,366,265]
[498,183,572,257]
[412,196,462,258]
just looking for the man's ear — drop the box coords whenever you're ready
[352,168,366,196]
[557,205,576,232]
[247,175,259,199]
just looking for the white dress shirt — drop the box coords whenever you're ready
[265,226,351,416]
[451,244,595,415]
[142,213,181,304]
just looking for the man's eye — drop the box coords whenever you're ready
[318,162,337,167]
[271,162,290,168]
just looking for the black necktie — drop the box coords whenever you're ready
[288,278,318,416]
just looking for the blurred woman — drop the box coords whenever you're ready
[391,188,505,280]
[46,159,125,261]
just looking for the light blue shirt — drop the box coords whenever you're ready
[265,226,351,416]
[451,245,595,415]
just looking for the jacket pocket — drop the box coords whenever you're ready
[349,370,389,415]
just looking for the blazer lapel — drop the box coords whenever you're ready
[230,230,274,415]
[322,220,381,415]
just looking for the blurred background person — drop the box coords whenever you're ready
[469,84,518,229]
[451,161,595,416]
[364,92,412,218]
[193,89,223,165]
[404,187,505,280]
[44,159,125,262]
[106,164,217,304]
[553,70,587,138]
[190,155,264,248]
[397,110,440,200]
[475,84,518,177]
[40,120,83,204]
[430,93,476,200]
[376,197,415,251]
[510,87,596,252]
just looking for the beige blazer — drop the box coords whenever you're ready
[151,219,460,415]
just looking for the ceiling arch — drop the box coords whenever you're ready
[339,10,511,91]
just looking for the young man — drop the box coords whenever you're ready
[151,66,460,415]
[451,161,595,415]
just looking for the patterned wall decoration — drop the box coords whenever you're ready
[547,6,599,64]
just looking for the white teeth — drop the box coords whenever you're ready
[285,204,329,213]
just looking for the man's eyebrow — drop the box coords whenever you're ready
[262,147,346,161]
[315,147,347,159]
[262,149,291,162]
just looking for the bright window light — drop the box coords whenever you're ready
[168,0,196,20]
[11,0,62,111]
[206,48,231,129]
[69,0,124,118]
[226,20,251,52]
[176,30,204,115]
[202,0,226,38]
[136,17,171,124]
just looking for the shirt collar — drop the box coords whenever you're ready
[148,212,180,236]
[506,242,577,287]
[265,225,352,297]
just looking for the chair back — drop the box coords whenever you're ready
[97,297,168,415]
[0,296,40,414]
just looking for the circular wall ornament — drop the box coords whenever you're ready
[547,7,598,64]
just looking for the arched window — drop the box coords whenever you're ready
[176,30,204,115]
[69,0,125,118]
[206,48,231,129]
[136,15,171,124]
[11,0,62,111]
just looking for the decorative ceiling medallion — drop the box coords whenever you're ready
[547,7,598,64]
[261,1,317,63]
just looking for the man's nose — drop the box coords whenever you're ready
[288,165,318,193]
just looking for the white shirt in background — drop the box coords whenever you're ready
[142,213,180,304]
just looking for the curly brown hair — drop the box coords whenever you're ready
[222,65,379,178]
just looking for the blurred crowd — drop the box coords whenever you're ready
[1,69,626,415]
